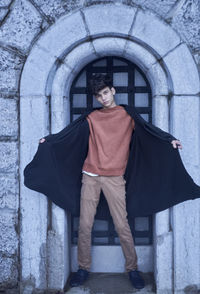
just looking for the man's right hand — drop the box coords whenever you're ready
[39,138,46,143]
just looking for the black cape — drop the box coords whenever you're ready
[23,104,200,220]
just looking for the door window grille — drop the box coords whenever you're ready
[70,56,153,246]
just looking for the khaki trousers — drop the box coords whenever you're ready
[77,173,138,272]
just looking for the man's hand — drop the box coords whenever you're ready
[39,138,46,143]
[171,139,182,149]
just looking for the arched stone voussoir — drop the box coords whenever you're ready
[62,41,96,78]
[130,8,181,58]
[50,35,169,100]
[92,37,127,57]
[146,62,169,96]
[92,36,168,96]
[81,4,137,36]
[20,43,57,97]
[34,10,88,60]
[124,40,169,96]
[124,39,157,72]
[163,43,200,95]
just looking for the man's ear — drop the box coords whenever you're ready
[111,87,116,95]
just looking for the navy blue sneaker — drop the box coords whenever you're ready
[69,268,90,287]
[128,269,145,289]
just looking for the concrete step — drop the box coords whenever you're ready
[65,272,156,294]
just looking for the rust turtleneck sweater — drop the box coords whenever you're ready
[82,105,135,176]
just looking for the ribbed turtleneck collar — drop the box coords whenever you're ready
[98,105,123,113]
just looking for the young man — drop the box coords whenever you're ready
[69,74,145,289]
[38,74,184,290]
[40,74,147,289]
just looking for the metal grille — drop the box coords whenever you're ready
[70,56,153,246]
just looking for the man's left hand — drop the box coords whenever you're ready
[171,139,182,149]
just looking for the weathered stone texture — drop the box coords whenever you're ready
[83,4,137,35]
[0,98,18,137]
[0,210,18,255]
[0,254,18,289]
[0,8,8,22]
[130,0,177,18]
[0,0,13,6]
[130,9,181,56]
[84,0,129,6]
[0,0,199,293]
[0,0,43,54]
[163,43,200,94]
[170,0,200,51]
[0,142,18,173]
[0,174,19,210]
[0,48,24,92]
[33,0,85,22]
[0,210,19,290]
[130,0,200,52]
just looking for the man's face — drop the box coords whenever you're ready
[94,86,116,108]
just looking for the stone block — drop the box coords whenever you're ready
[170,95,200,170]
[130,0,177,18]
[93,37,127,56]
[0,0,13,6]
[82,4,137,36]
[0,48,23,92]
[20,96,49,145]
[173,199,200,290]
[0,174,19,210]
[124,40,157,72]
[147,62,168,96]
[0,142,18,173]
[0,254,18,289]
[172,93,200,290]
[20,186,48,289]
[155,231,173,291]
[152,95,169,129]
[130,9,181,57]
[170,0,200,51]
[0,8,8,22]
[0,98,18,137]
[0,209,18,255]
[0,0,42,53]
[33,0,85,22]
[64,41,95,74]
[20,45,56,96]
[36,10,87,58]
[163,43,200,95]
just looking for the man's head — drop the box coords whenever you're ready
[89,73,116,108]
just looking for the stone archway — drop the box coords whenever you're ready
[20,4,200,292]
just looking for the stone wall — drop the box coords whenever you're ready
[0,0,199,293]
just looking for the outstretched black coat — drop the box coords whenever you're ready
[23,104,200,220]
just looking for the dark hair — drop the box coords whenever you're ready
[89,73,113,95]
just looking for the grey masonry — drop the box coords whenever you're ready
[0,0,200,293]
